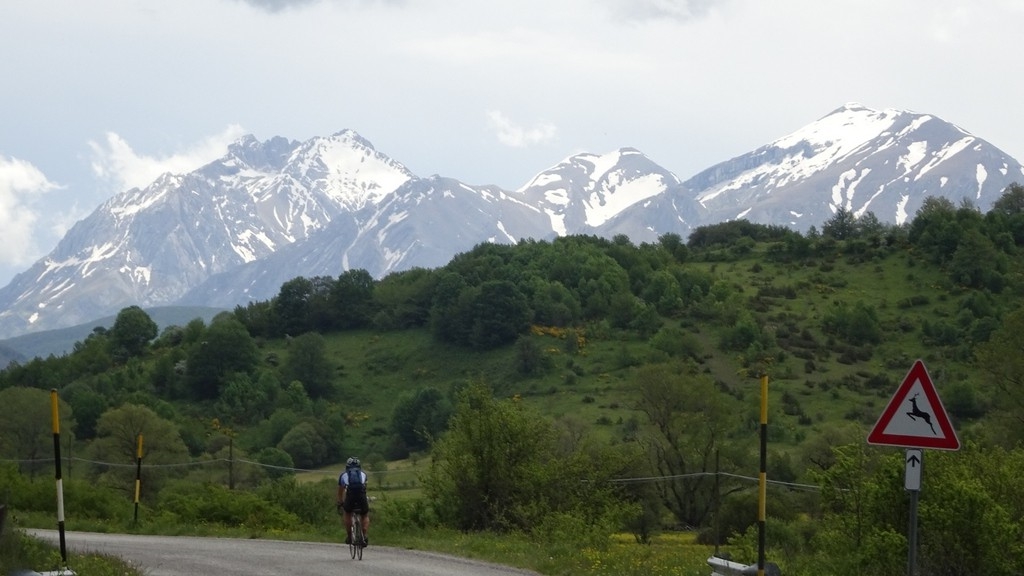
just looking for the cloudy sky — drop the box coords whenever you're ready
[1,0,1022,287]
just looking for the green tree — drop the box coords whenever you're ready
[650,326,702,360]
[528,279,581,327]
[720,310,762,351]
[61,381,108,439]
[273,277,314,337]
[70,328,114,375]
[232,300,277,338]
[658,232,690,262]
[807,443,1024,576]
[280,381,312,413]
[429,271,470,344]
[425,382,593,532]
[804,444,906,576]
[986,182,1024,245]
[109,306,158,361]
[254,447,295,479]
[822,206,857,240]
[855,211,886,239]
[149,348,187,399]
[908,196,963,265]
[469,280,531,349]
[186,315,260,400]
[391,387,452,452]
[282,332,335,400]
[607,291,641,330]
[242,408,301,449]
[822,301,882,346]
[0,387,74,477]
[632,360,745,529]
[87,403,189,497]
[216,372,270,425]
[642,269,684,316]
[371,267,437,329]
[918,448,1024,575]
[948,228,1005,291]
[305,275,337,333]
[277,421,327,469]
[432,278,531,349]
[512,334,553,376]
[975,307,1024,444]
[331,268,377,329]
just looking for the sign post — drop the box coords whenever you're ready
[867,360,959,576]
[904,448,922,575]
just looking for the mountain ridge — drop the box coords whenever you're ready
[1,103,1022,339]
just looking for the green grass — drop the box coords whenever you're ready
[252,243,988,477]
[1,524,145,576]
[387,530,718,576]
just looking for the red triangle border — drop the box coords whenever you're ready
[867,359,960,450]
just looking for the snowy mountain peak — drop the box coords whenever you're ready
[519,147,680,233]
[775,103,906,154]
[0,131,420,338]
[2,104,1023,341]
[284,131,414,210]
[225,134,297,171]
[689,104,1024,231]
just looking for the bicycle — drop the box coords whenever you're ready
[349,509,366,560]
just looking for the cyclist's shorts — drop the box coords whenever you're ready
[343,493,370,514]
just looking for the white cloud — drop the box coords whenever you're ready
[605,0,727,21]
[486,111,557,148]
[88,124,248,193]
[232,0,400,13]
[234,0,319,12]
[0,156,60,267]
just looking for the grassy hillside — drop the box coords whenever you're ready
[5,217,1024,576]
[265,240,994,478]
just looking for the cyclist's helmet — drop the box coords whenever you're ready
[346,457,360,468]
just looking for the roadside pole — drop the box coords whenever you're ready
[757,372,768,576]
[49,390,69,568]
[133,434,144,525]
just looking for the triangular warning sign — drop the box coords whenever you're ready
[867,359,960,450]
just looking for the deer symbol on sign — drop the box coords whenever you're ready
[906,393,936,435]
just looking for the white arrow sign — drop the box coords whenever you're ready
[905,449,922,491]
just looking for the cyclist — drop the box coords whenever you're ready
[337,456,370,546]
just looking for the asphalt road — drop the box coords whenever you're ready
[27,530,541,576]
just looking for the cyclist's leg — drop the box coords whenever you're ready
[343,506,353,543]
[361,496,370,544]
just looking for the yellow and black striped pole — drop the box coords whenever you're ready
[50,389,69,566]
[757,373,768,576]
[133,434,144,525]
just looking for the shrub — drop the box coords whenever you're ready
[157,482,299,530]
[257,477,334,526]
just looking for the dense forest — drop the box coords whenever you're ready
[4,184,1024,575]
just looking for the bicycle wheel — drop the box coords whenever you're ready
[353,514,364,560]
[348,510,356,557]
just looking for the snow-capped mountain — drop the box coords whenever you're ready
[1,104,1022,339]
[518,147,683,235]
[688,103,1024,231]
[0,130,414,337]
[178,176,556,307]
